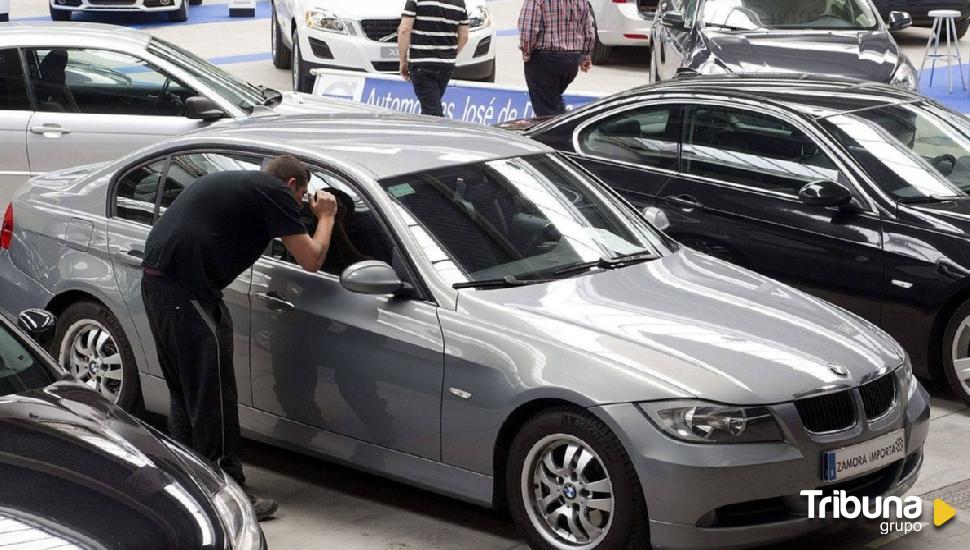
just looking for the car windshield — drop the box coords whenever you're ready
[700,0,879,31]
[0,322,56,395]
[820,102,970,201]
[147,37,264,113]
[379,154,665,287]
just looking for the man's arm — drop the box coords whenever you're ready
[398,4,416,80]
[517,0,541,61]
[281,191,337,272]
[580,0,595,72]
[457,24,469,54]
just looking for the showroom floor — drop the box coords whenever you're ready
[7,1,970,548]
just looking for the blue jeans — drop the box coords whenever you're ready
[410,64,454,117]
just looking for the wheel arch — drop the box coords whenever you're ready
[927,281,970,380]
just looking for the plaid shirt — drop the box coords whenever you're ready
[518,0,595,62]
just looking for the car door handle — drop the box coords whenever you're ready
[114,249,144,267]
[30,124,71,136]
[667,194,701,210]
[255,291,295,311]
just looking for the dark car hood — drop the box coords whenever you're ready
[700,30,901,82]
[464,248,904,404]
[0,383,226,550]
[902,199,970,234]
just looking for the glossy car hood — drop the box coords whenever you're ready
[700,30,900,82]
[901,199,970,236]
[0,383,226,550]
[464,248,903,404]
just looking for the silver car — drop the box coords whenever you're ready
[0,113,930,549]
[0,22,374,203]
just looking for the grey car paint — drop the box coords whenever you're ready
[0,113,930,549]
[0,22,379,203]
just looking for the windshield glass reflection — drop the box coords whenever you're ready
[701,0,879,31]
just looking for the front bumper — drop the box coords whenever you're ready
[49,0,182,12]
[594,379,931,550]
[298,24,496,76]
[596,2,654,46]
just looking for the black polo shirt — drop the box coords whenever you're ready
[143,170,306,301]
[402,0,470,66]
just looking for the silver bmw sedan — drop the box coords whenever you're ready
[0,113,930,549]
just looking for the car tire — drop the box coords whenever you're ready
[506,407,649,550]
[591,35,612,66]
[189,0,202,4]
[49,6,72,21]
[958,18,970,39]
[168,0,188,22]
[292,28,313,93]
[52,301,144,414]
[942,300,970,406]
[271,3,292,69]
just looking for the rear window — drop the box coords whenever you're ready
[0,323,55,395]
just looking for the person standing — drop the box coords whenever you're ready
[140,155,337,520]
[518,0,595,117]
[398,0,470,116]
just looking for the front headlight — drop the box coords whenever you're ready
[891,60,918,92]
[306,8,348,33]
[468,4,490,28]
[639,400,785,443]
[900,355,917,400]
[212,472,262,550]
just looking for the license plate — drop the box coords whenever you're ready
[822,429,906,482]
[380,46,399,59]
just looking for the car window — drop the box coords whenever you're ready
[682,105,841,196]
[25,48,198,116]
[115,160,168,225]
[579,105,679,170]
[0,49,30,111]
[160,152,262,215]
[265,168,396,275]
[0,323,55,396]
[700,0,878,31]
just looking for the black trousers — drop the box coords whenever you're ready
[141,275,244,485]
[410,64,454,117]
[524,51,581,117]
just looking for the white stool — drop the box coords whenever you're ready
[920,9,966,93]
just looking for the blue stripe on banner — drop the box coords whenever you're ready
[12,0,270,28]
[497,28,519,37]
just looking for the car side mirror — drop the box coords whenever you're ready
[184,96,226,121]
[17,309,57,348]
[662,11,685,29]
[797,180,853,208]
[642,206,671,231]
[340,261,413,297]
[888,11,912,31]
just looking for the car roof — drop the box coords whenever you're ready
[607,74,923,118]
[0,22,150,50]
[187,112,553,179]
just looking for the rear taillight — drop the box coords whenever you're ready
[1,203,13,250]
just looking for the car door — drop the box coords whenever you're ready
[106,150,262,405]
[0,48,33,203]
[249,165,445,461]
[657,102,884,323]
[568,101,681,212]
[22,47,207,179]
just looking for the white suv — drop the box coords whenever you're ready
[590,0,657,64]
[271,0,496,92]
[49,0,199,23]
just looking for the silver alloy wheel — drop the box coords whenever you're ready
[951,316,970,397]
[59,319,124,402]
[521,434,615,550]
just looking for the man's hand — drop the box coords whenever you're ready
[309,190,338,221]
[400,61,410,81]
[580,59,592,73]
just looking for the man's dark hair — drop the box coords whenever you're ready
[265,154,310,187]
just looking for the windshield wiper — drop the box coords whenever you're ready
[452,275,554,290]
[704,22,748,31]
[551,252,658,277]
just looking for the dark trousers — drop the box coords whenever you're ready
[524,51,581,117]
[141,275,244,485]
[410,64,454,117]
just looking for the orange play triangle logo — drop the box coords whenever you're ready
[934,498,956,527]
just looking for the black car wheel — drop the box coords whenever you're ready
[958,18,970,39]
[49,5,72,21]
[292,29,313,93]
[168,0,188,22]
[52,301,143,413]
[507,407,649,550]
[591,35,612,66]
[942,300,970,406]
[189,0,202,4]
[271,2,292,69]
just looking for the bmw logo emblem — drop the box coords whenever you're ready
[828,363,849,377]
[563,485,577,499]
